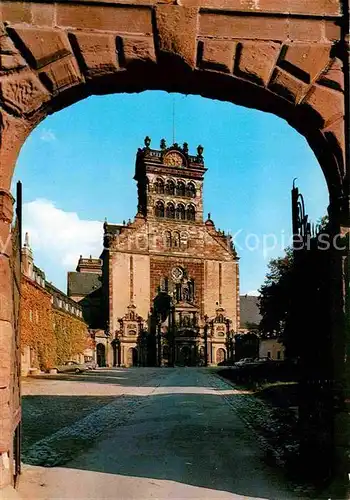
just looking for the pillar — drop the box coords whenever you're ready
[327,195,350,497]
[0,189,15,489]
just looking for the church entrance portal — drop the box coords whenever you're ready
[178,345,195,367]
[127,348,138,367]
[96,343,106,367]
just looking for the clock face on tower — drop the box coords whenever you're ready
[163,151,183,167]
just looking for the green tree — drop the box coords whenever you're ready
[258,247,294,340]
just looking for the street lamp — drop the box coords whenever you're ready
[225,319,235,364]
[105,320,111,367]
[203,315,209,367]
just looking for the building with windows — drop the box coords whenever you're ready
[21,234,91,375]
[70,137,240,367]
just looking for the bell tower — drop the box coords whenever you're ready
[134,136,207,222]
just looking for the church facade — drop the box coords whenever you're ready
[69,138,240,367]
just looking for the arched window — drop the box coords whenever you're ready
[165,231,172,248]
[187,182,196,198]
[155,178,164,194]
[177,181,186,197]
[166,203,175,219]
[165,180,175,195]
[173,231,180,248]
[186,205,195,221]
[176,204,185,220]
[180,231,189,249]
[155,201,164,218]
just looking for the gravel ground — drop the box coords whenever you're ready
[19,367,298,500]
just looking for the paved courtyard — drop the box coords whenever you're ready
[19,368,295,499]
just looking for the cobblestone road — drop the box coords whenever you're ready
[19,368,296,499]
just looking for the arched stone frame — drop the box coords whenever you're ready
[126,346,138,367]
[187,182,197,198]
[154,177,165,194]
[165,179,176,195]
[166,201,175,219]
[173,231,181,248]
[186,204,196,221]
[155,200,165,218]
[176,203,186,220]
[176,180,186,197]
[96,343,106,367]
[216,347,226,364]
[0,1,348,493]
[180,230,189,250]
[164,230,172,248]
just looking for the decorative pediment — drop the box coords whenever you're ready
[214,306,226,324]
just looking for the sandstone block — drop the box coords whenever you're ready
[279,43,331,84]
[31,3,55,27]
[317,58,344,92]
[12,27,72,70]
[0,72,50,115]
[324,20,341,42]
[235,41,280,86]
[323,118,345,167]
[0,35,27,72]
[199,13,288,40]
[302,84,344,127]
[288,19,324,42]
[198,40,236,73]
[0,322,13,380]
[2,2,31,24]
[269,67,308,103]
[155,6,198,68]
[0,190,14,225]
[72,32,118,77]
[0,261,12,321]
[41,58,83,93]
[57,4,152,34]
[120,36,156,66]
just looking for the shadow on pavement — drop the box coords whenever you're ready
[22,388,295,500]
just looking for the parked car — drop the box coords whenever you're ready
[253,357,274,364]
[85,360,98,370]
[234,357,255,367]
[54,360,87,374]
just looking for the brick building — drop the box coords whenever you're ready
[21,234,90,375]
[70,138,240,367]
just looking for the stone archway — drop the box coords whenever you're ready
[127,347,138,367]
[96,343,106,367]
[216,348,226,364]
[0,0,348,493]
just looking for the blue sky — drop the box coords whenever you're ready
[11,91,329,294]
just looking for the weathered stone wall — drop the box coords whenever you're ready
[110,252,133,332]
[0,0,348,491]
[133,254,151,318]
[150,254,205,309]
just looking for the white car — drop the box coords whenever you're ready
[234,357,255,367]
[54,360,87,374]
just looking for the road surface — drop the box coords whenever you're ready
[19,368,295,499]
